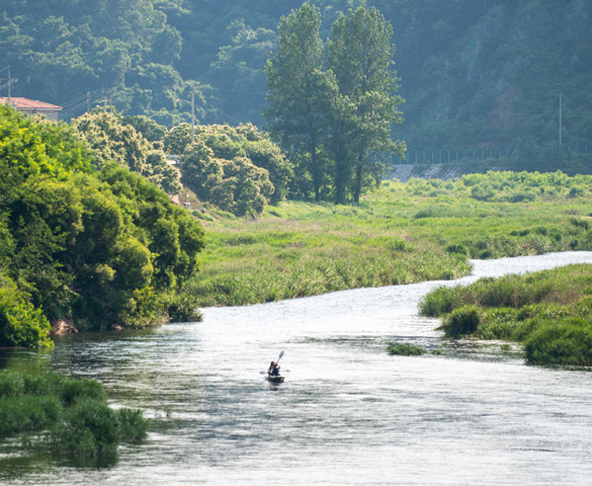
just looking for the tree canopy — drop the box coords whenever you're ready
[3,0,591,156]
[0,105,205,344]
[265,5,404,203]
[71,111,181,194]
[263,3,330,201]
[170,123,293,215]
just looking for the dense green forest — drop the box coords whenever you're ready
[2,0,591,165]
[0,106,205,347]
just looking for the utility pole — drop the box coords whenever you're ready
[1,65,17,103]
[86,92,90,113]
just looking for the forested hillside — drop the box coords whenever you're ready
[2,1,591,162]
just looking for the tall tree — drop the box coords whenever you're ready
[327,6,405,203]
[263,3,332,201]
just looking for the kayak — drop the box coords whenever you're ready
[266,375,285,384]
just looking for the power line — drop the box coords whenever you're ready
[61,100,88,117]
[60,92,92,118]
[61,93,88,109]
[201,98,244,125]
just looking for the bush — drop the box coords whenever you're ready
[0,277,53,348]
[470,183,494,201]
[476,307,521,340]
[164,291,204,323]
[441,305,481,337]
[446,244,466,255]
[116,408,148,444]
[51,399,120,459]
[418,286,458,317]
[0,395,62,436]
[524,318,592,366]
[387,342,427,356]
[50,401,148,458]
[59,377,107,406]
[178,123,292,215]
[0,371,148,462]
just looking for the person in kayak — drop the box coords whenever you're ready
[268,361,280,377]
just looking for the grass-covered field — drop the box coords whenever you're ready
[0,371,147,465]
[419,264,592,366]
[186,171,592,307]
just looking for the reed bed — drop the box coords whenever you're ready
[0,371,147,464]
[419,264,592,366]
[190,172,592,307]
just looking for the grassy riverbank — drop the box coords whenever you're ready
[0,370,147,465]
[419,264,592,366]
[186,171,592,307]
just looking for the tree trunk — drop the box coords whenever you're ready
[353,161,363,203]
[310,138,321,202]
[334,154,349,205]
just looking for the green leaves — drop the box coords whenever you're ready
[264,3,330,201]
[178,123,291,216]
[0,370,147,464]
[264,5,404,204]
[0,107,205,337]
[0,275,53,348]
[72,111,180,194]
[327,6,404,203]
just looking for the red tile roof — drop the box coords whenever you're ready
[0,97,62,110]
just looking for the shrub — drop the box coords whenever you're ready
[49,400,148,459]
[476,307,520,340]
[116,408,148,444]
[51,399,120,458]
[418,286,458,317]
[470,183,494,201]
[164,291,203,323]
[441,305,481,337]
[507,191,535,203]
[0,290,53,349]
[0,395,62,436]
[524,318,592,366]
[59,377,107,406]
[446,244,466,255]
[387,342,427,356]
[0,370,147,462]
[569,186,584,198]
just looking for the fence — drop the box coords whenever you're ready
[389,143,592,165]
[389,148,517,165]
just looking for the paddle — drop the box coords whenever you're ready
[260,351,285,375]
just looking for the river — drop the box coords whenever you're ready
[2,252,592,485]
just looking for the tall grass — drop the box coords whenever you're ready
[524,318,592,366]
[0,370,147,463]
[191,172,592,307]
[386,342,427,356]
[420,264,592,366]
[0,395,62,436]
[420,265,592,317]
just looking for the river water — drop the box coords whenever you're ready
[2,252,592,485]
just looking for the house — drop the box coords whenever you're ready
[0,97,63,122]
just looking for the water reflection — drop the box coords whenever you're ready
[1,252,592,485]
